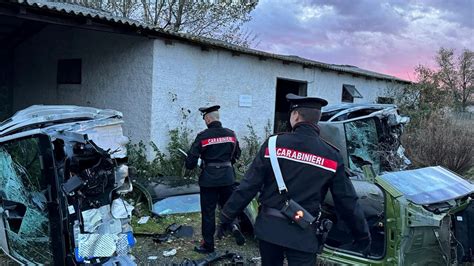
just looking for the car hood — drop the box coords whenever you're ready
[379,166,474,205]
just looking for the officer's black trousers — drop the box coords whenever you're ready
[200,185,234,247]
[259,239,317,266]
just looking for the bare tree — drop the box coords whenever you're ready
[51,0,258,47]
[458,49,474,110]
[392,47,473,117]
[436,48,474,110]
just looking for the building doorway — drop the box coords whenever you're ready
[274,78,307,133]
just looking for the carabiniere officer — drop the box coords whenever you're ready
[185,105,243,253]
[219,94,371,265]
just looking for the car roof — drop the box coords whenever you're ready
[322,103,397,113]
[321,103,398,122]
[0,105,122,138]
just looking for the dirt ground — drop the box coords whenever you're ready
[131,213,261,265]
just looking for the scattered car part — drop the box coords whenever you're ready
[163,248,177,257]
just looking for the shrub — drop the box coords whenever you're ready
[402,112,474,175]
[127,141,164,181]
[235,120,272,179]
[127,127,199,186]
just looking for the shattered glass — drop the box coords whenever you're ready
[0,138,53,264]
[152,194,201,216]
[344,118,381,173]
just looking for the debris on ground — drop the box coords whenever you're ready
[130,212,260,264]
[137,216,150,224]
[249,256,261,263]
[180,251,243,266]
[163,248,177,257]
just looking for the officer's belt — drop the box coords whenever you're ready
[261,205,321,221]
[205,161,232,168]
[260,206,287,219]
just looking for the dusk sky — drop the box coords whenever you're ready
[245,0,474,81]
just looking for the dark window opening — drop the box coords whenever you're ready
[377,97,394,104]
[57,59,81,84]
[274,78,307,133]
[342,84,363,103]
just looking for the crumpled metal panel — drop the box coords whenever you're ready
[97,218,123,235]
[0,105,122,137]
[82,205,112,233]
[111,198,134,219]
[81,209,102,233]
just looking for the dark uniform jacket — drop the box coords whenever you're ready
[222,122,369,253]
[185,121,241,187]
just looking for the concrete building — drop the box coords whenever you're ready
[0,0,409,150]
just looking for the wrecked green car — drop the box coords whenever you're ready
[317,104,474,265]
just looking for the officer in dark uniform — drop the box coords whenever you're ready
[219,94,370,265]
[185,105,242,253]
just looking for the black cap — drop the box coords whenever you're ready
[286,93,328,111]
[198,105,220,118]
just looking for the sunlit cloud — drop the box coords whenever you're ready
[246,0,474,81]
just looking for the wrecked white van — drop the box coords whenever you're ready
[0,105,135,265]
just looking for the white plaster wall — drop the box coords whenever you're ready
[151,40,404,150]
[13,25,154,142]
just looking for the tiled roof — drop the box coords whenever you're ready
[11,0,410,83]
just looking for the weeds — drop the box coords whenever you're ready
[403,112,474,175]
[127,127,199,186]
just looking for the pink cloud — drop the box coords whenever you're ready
[246,0,474,81]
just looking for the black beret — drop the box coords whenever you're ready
[286,93,328,111]
[198,105,220,116]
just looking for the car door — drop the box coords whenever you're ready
[0,134,63,265]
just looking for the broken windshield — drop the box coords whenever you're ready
[344,117,381,173]
[0,137,53,264]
